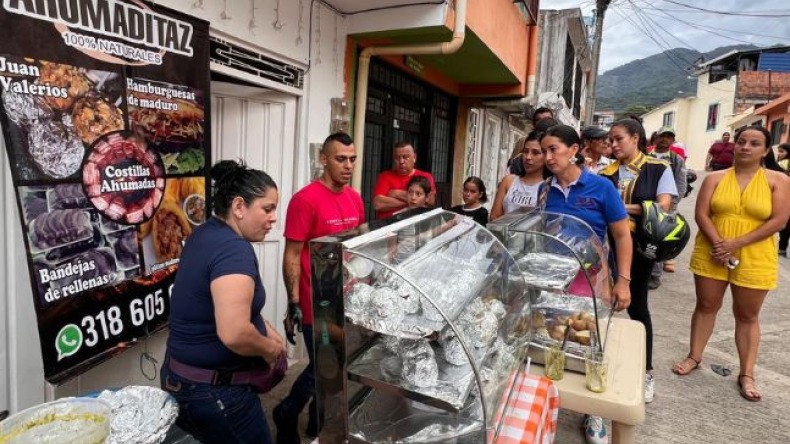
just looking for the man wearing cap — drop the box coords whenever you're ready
[581,126,613,173]
[706,131,735,171]
[651,126,687,160]
[647,127,687,287]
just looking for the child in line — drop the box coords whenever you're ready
[392,176,433,263]
[405,176,432,210]
[450,176,489,225]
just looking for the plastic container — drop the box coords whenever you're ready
[0,398,111,443]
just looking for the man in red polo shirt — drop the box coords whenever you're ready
[275,132,365,443]
[372,141,436,219]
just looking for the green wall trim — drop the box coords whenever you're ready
[353,27,518,85]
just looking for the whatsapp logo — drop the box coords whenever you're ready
[56,324,83,361]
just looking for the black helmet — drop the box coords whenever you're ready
[635,201,690,262]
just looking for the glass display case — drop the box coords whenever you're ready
[487,208,614,373]
[310,208,531,443]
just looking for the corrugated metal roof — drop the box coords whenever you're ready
[757,53,790,72]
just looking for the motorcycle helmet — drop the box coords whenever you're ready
[635,201,691,262]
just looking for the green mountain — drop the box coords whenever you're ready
[596,45,758,115]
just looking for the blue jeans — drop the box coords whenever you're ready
[277,325,317,429]
[161,364,273,444]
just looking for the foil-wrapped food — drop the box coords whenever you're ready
[439,333,468,366]
[398,340,438,388]
[98,386,178,444]
[28,118,85,178]
[2,89,53,127]
[414,277,447,322]
[439,298,506,365]
[345,282,373,315]
[517,252,580,289]
[395,279,421,314]
[369,287,406,322]
[346,283,415,334]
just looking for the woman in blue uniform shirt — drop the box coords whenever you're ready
[539,125,633,444]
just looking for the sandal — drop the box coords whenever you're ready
[672,355,701,375]
[737,374,762,402]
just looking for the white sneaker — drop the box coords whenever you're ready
[644,373,655,403]
[583,414,608,444]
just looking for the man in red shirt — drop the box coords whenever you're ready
[372,142,436,219]
[274,132,365,443]
[706,131,735,171]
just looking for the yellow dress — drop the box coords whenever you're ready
[689,168,777,289]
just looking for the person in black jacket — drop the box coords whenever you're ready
[599,118,678,405]
[647,128,687,284]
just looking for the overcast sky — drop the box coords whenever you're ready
[543,0,790,73]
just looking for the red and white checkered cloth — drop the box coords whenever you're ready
[492,371,559,444]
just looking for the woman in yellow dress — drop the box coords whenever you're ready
[673,126,790,402]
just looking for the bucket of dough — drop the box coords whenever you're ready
[0,397,111,443]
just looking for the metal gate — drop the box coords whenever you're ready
[362,60,456,219]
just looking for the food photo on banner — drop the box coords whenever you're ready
[0,0,210,384]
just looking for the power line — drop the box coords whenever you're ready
[635,0,777,46]
[637,6,790,41]
[611,6,692,74]
[617,1,696,69]
[626,0,697,64]
[659,0,790,18]
[637,6,787,16]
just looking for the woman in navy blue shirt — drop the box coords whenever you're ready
[162,160,286,444]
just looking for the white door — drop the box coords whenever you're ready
[210,82,298,339]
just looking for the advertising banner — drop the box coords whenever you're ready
[0,0,210,383]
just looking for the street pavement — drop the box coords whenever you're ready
[264,180,790,443]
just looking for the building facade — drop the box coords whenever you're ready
[755,92,790,146]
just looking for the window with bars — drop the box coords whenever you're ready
[362,60,457,215]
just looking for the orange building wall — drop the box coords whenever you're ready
[453,0,530,87]
[759,105,790,145]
